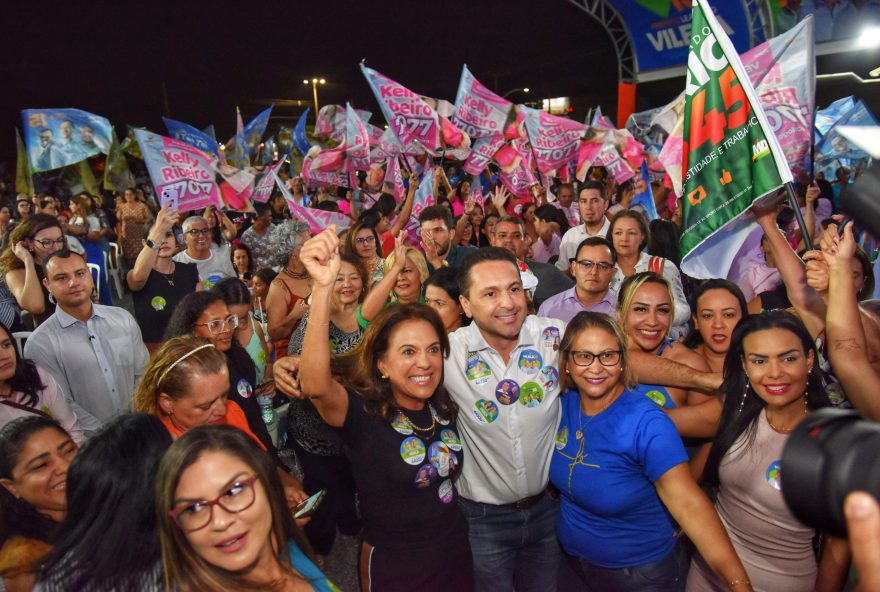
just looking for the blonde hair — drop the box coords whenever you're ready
[616,272,675,340]
[383,247,429,300]
[133,336,227,414]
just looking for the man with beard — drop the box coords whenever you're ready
[419,205,475,272]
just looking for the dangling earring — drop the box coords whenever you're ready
[738,380,749,415]
[47,291,55,304]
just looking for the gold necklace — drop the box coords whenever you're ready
[576,392,618,440]
[766,398,808,433]
[404,405,437,433]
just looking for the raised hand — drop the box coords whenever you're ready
[298,225,340,288]
[491,186,510,213]
[273,355,303,399]
[803,250,830,293]
[149,203,179,242]
[822,221,857,270]
[12,241,33,265]
[391,230,409,273]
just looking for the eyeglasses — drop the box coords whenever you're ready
[574,259,615,272]
[185,228,211,236]
[32,238,66,249]
[570,350,622,367]
[195,314,239,335]
[355,235,376,245]
[169,476,258,532]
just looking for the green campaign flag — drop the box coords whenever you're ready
[104,129,135,192]
[15,129,34,196]
[679,0,792,279]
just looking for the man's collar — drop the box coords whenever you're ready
[461,316,536,353]
[55,303,100,328]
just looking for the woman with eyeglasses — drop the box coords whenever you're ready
[551,312,752,591]
[127,204,201,353]
[156,425,336,592]
[1,214,67,326]
[164,292,274,453]
[342,220,385,285]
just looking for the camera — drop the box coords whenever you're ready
[781,408,880,538]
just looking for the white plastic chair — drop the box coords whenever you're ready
[105,243,125,299]
[87,263,101,299]
[12,331,32,354]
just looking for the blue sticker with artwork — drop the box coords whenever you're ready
[518,349,542,374]
[400,436,426,465]
[237,379,253,399]
[539,366,559,392]
[495,379,520,405]
[414,464,438,488]
[465,351,492,385]
[766,460,782,491]
[542,326,561,351]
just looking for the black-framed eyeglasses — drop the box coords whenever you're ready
[570,350,622,367]
[33,238,66,249]
[355,235,376,245]
[573,259,615,272]
[195,314,239,335]
[185,228,211,236]
[169,476,258,532]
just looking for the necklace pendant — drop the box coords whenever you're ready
[575,429,583,440]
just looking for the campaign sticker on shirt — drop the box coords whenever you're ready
[644,389,667,408]
[495,379,520,405]
[203,274,223,289]
[428,441,452,477]
[542,327,561,351]
[431,405,450,426]
[766,460,782,491]
[518,349,542,374]
[555,427,569,450]
[391,412,414,436]
[465,352,492,385]
[150,296,167,311]
[472,399,499,424]
[519,382,544,408]
[237,379,253,399]
[414,464,438,488]
[400,437,426,465]
[440,428,462,451]
[539,366,559,393]
[438,479,454,504]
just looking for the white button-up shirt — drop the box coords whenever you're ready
[25,303,149,432]
[555,217,612,272]
[445,316,567,505]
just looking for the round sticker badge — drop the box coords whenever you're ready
[555,427,569,451]
[414,464,438,488]
[400,437,426,465]
[766,460,782,491]
[428,441,452,477]
[438,479,454,504]
[495,379,520,405]
[539,366,559,393]
[542,326,561,351]
[465,352,493,385]
[519,382,545,408]
[150,296,167,311]
[237,379,253,399]
[472,399,499,424]
[518,349,543,375]
[391,412,414,435]
[440,428,462,451]
[644,390,667,408]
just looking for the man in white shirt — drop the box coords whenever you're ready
[173,215,235,288]
[25,250,149,432]
[556,181,612,274]
[446,247,565,592]
[552,182,580,229]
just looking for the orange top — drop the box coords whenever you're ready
[160,400,267,450]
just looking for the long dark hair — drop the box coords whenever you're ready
[336,303,458,422]
[0,321,47,406]
[701,311,832,493]
[163,291,225,341]
[156,425,311,592]
[683,279,748,348]
[0,417,69,546]
[38,414,173,591]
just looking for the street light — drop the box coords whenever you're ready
[502,87,530,99]
[303,78,327,117]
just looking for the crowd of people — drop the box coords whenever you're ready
[0,161,878,592]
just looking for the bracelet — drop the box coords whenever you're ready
[728,579,751,589]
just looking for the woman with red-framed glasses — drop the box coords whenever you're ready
[156,424,337,592]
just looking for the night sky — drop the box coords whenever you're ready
[2,0,623,164]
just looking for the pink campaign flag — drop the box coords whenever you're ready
[134,129,222,213]
[360,63,441,152]
[384,156,405,200]
[521,106,586,175]
[401,166,435,246]
[251,159,287,203]
[464,133,505,175]
[452,65,513,140]
[496,140,537,199]
[302,150,356,190]
[314,105,344,142]
[345,102,371,172]
[272,169,351,234]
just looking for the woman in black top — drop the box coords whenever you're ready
[288,226,473,592]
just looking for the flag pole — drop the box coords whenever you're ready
[785,182,813,251]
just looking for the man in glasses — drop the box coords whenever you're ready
[418,205,475,273]
[127,204,201,353]
[538,237,618,323]
[25,249,149,433]
[172,215,236,289]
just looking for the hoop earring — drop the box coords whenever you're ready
[738,381,749,415]
[47,291,55,304]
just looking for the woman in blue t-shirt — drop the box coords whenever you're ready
[550,312,752,592]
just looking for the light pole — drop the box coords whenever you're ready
[502,87,529,99]
[303,78,326,116]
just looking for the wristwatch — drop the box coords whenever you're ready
[145,238,159,250]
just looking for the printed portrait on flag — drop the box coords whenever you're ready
[22,108,112,173]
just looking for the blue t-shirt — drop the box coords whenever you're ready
[629,382,677,409]
[549,388,688,568]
